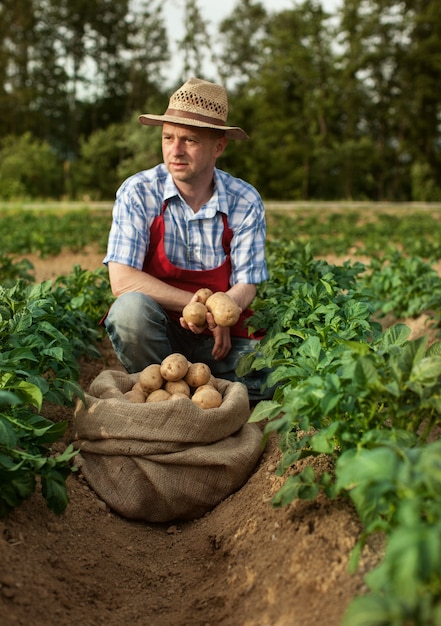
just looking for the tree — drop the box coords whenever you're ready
[177,0,213,81]
[240,1,336,199]
[336,0,441,200]
[124,0,169,115]
[0,0,39,137]
[333,0,377,199]
[0,0,439,200]
[217,0,268,90]
[400,0,441,199]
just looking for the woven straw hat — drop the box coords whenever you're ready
[138,77,248,141]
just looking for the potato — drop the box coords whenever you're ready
[146,389,171,403]
[191,386,223,409]
[124,389,146,403]
[193,384,216,394]
[182,301,207,327]
[169,392,191,401]
[164,379,191,397]
[208,375,218,389]
[160,353,189,381]
[132,381,145,394]
[184,362,211,388]
[139,363,164,393]
[206,292,241,327]
[194,288,213,305]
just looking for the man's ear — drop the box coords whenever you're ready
[215,136,228,157]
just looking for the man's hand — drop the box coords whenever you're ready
[180,304,232,360]
[210,324,232,360]
[179,290,247,360]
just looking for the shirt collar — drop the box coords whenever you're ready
[163,172,180,202]
[162,168,229,216]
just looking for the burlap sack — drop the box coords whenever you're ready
[72,369,263,522]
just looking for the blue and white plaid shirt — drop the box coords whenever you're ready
[104,164,268,286]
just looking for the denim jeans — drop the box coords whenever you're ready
[104,292,274,401]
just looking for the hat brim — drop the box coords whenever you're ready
[138,113,249,141]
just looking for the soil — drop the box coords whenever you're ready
[0,249,438,626]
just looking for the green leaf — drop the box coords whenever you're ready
[410,356,441,385]
[336,447,399,491]
[354,357,381,390]
[395,338,428,381]
[0,417,18,447]
[41,346,64,361]
[41,469,70,515]
[9,311,33,333]
[33,420,67,445]
[0,390,21,407]
[335,447,401,524]
[10,380,43,411]
[367,525,441,605]
[310,421,341,454]
[272,467,319,507]
[0,471,36,516]
[427,341,441,357]
[416,440,441,497]
[248,400,282,423]
[380,323,411,348]
[341,594,401,626]
[0,452,22,470]
[299,335,322,360]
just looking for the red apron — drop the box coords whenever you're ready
[143,201,260,338]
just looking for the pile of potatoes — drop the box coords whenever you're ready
[124,352,223,409]
[182,288,241,328]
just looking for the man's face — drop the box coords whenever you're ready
[162,123,227,185]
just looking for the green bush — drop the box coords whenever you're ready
[73,115,162,200]
[0,133,63,199]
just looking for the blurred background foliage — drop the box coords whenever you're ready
[0,0,439,202]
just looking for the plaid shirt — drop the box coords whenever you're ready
[104,164,268,286]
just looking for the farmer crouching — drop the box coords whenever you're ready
[101,77,273,402]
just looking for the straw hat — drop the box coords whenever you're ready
[138,77,248,141]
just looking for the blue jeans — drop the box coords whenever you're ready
[103,292,274,401]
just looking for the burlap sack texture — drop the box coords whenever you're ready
[72,369,263,522]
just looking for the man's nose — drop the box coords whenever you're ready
[171,138,185,153]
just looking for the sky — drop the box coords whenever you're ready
[162,0,339,85]
[166,0,296,29]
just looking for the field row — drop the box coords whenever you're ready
[1,206,441,625]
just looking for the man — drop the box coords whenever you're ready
[102,77,271,400]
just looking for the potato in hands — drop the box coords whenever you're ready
[194,288,213,305]
[205,292,241,327]
[181,301,207,328]
[182,289,241,328]
[182,288,212,329]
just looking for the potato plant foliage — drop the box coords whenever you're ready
[0,266,113,517]
[243,241,441,625]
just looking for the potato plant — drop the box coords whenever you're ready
[266,207,441,258]
[359,250,441,318]
[244,243,441,625]
[0,268,112,517]
[0,208,111,257]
